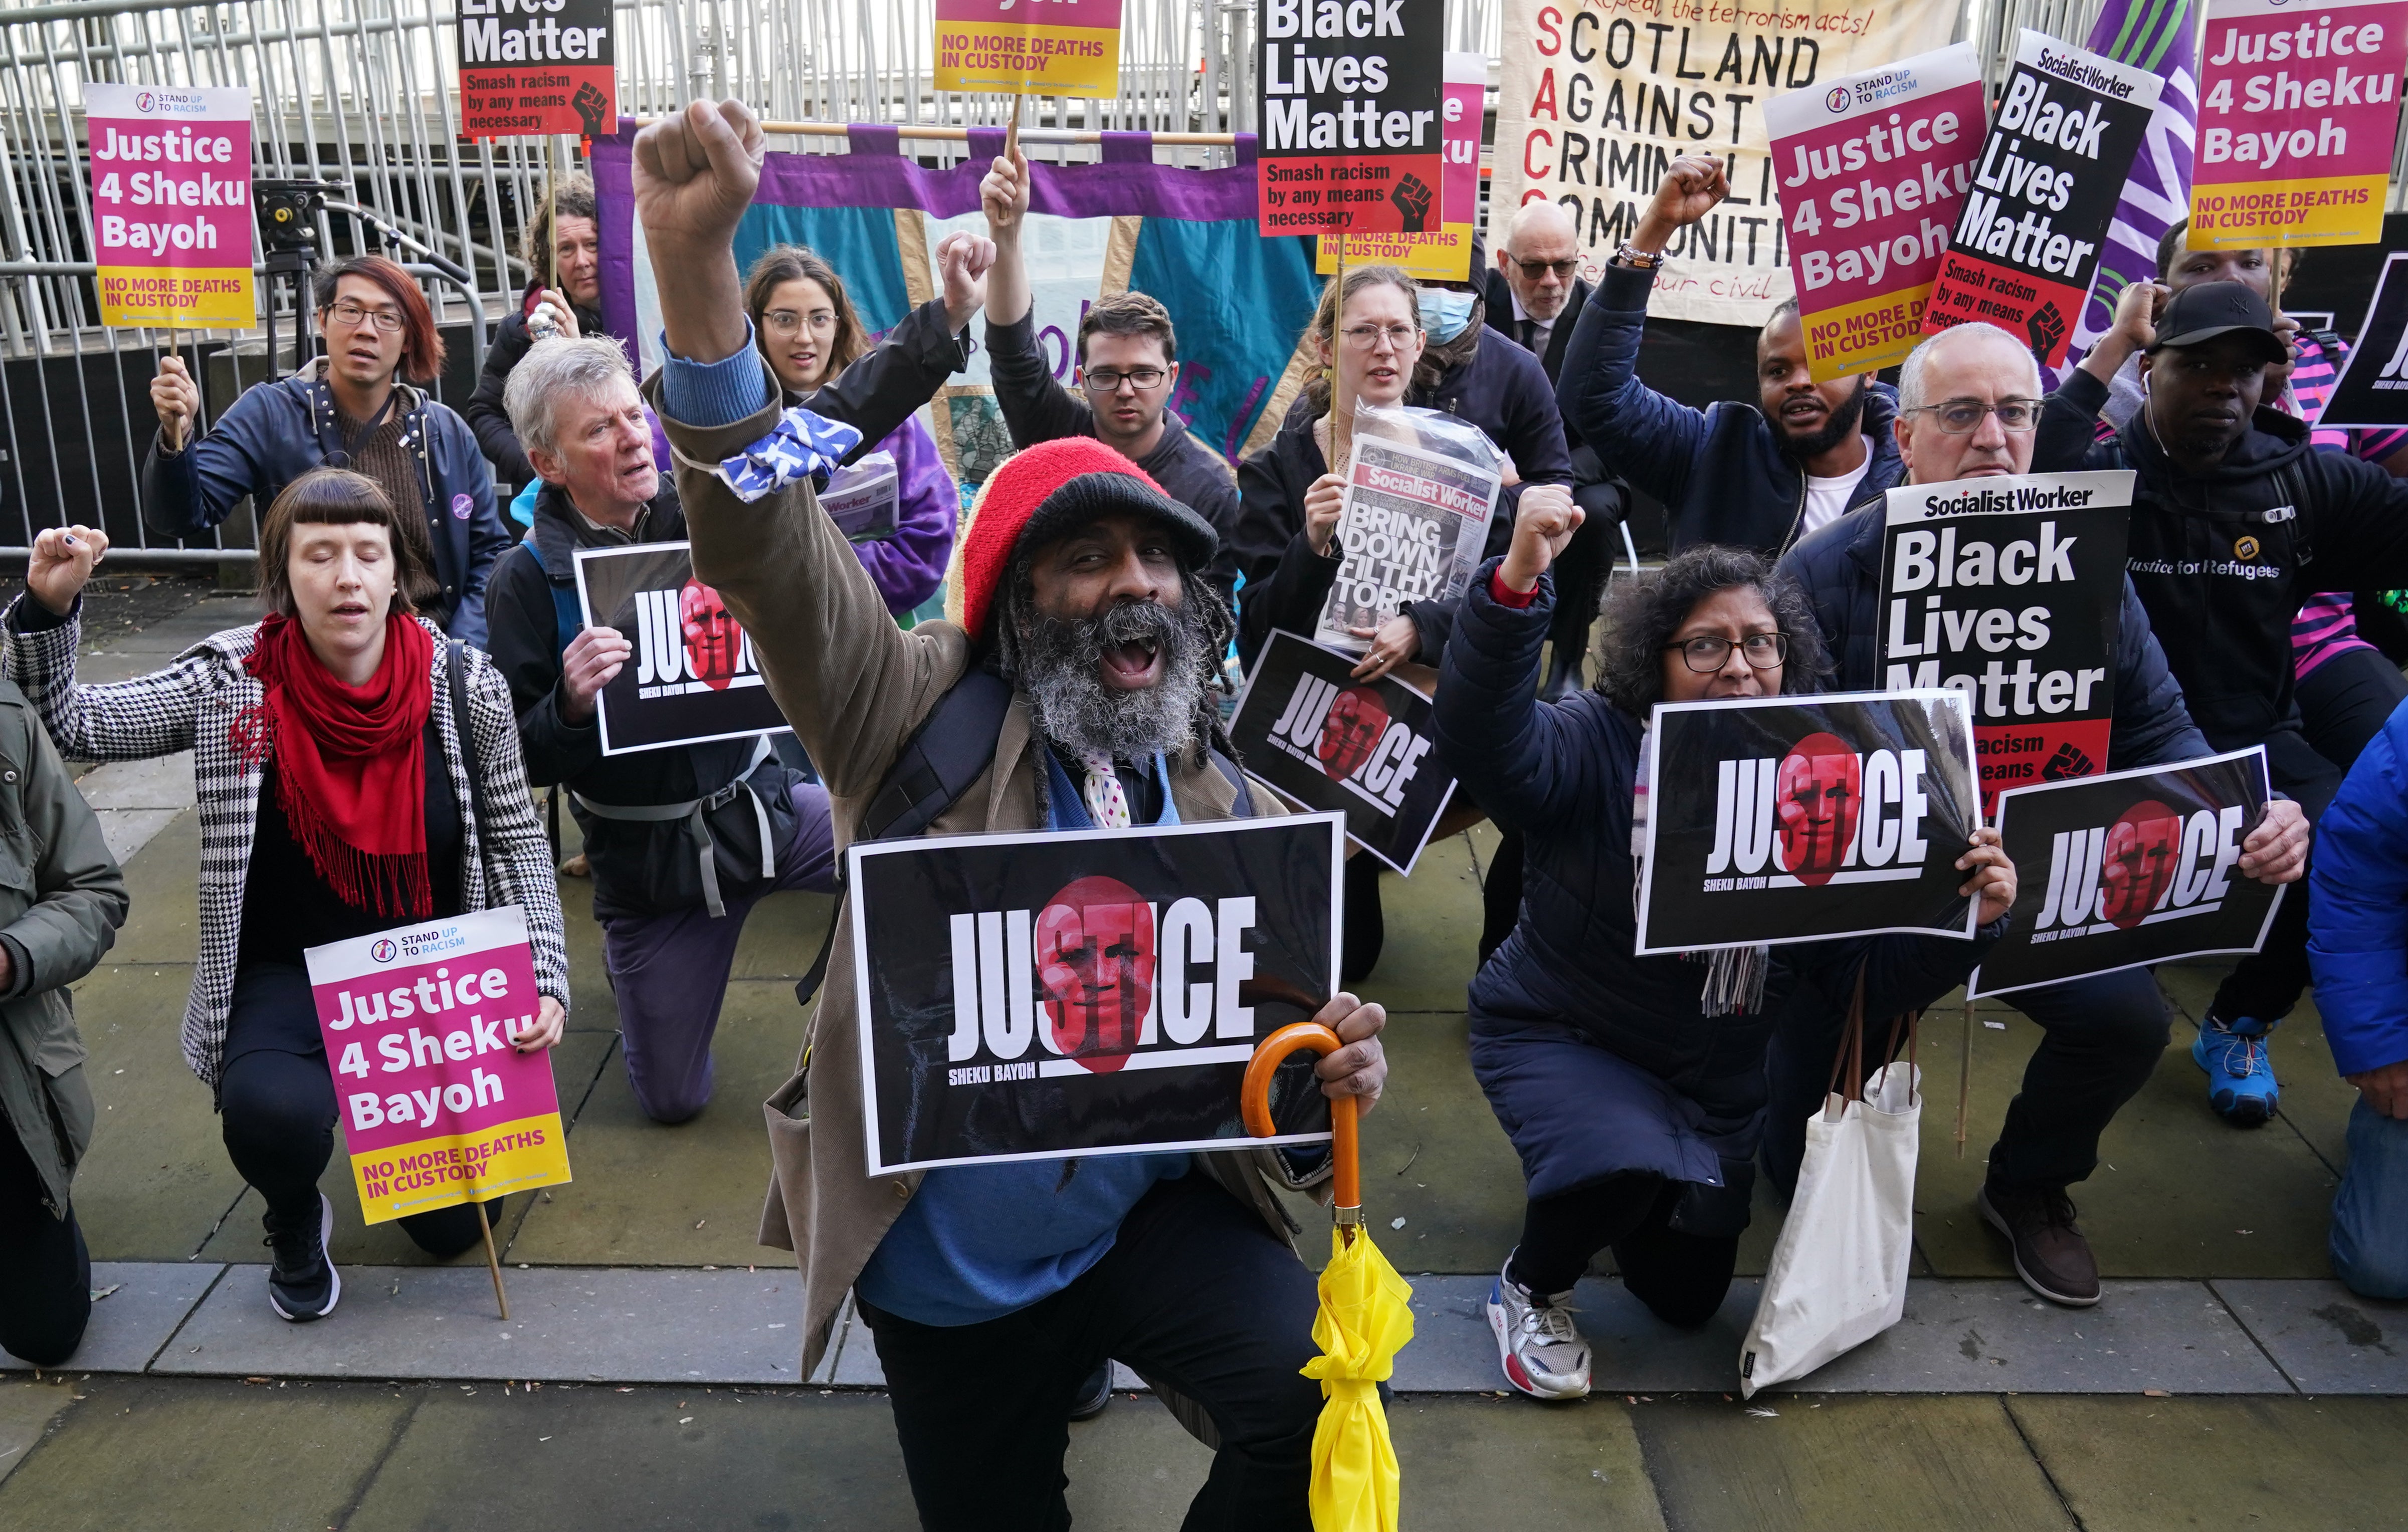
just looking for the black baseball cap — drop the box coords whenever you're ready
[2150,281,2289,364]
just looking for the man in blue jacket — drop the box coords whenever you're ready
[143,254,513,647]
[1770,321,2309,1308]
[2308,696,2408,1299]
[1556,154,1898,556]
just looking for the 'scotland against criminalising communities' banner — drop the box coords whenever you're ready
[307,908,571,1224]
[1969,747,2283,998]
[1488,0,1959,327]
[2190,0,2408,249]
[1317,51,1483,281]
[1764,44,1985,381]
[1230,631,1459,874]
[1256,0,1447,236]
[1636,691,1981,956]
[1874,472,2135,814]
[456,0,616,140]
[849,814,1346,1173]
[572,542,789,756]
[83,84,253,328]
[1315,405,1500,652]
[2315,252,2408,427]
[592,127,1325,479]
[1920,32,2162,368]
[935,0,1123,97]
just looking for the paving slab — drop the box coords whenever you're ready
[1629,1393,2077,1532]
[153,1265,812,1384]
[101,805,203,966]
[1396,1273,1760,1393]
[65,962,251,1261]
[1911,999,2346,1280]
[73,751,195,811]
[506,980,804,1269]
[0,1262,224,1375]
[1390,1395,1666,1529]
[2008,1394,2408,1530]
[0,1378,78,1488]
[728,887,837,980]
[342,1383,918,1531]
[2212,1278,2408,1394]
[2154,961,2361,1168]
[1353,833,1483,1013]
[0,1374,415,1532]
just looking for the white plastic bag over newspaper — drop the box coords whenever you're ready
[1739,1058,1921,1397]
[821,450,899,542]
[1315,403,1503,652]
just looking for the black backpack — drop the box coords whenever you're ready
[793,667,1253,1006]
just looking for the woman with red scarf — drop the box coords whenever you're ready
[8,470,569,1323]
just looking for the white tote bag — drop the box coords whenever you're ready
[1740,989,1921,1398]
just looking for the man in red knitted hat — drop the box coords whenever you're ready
[630,98,1388,1531]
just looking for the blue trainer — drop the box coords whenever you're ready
[2194,1011,2280,1126]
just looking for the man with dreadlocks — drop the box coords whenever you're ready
[627,98,1389,1531]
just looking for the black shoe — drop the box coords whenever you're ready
[1340,855,1385,984]
[264,1192,340,1322]
[1538,642,1584,703]
[1070,1360,1114,1421]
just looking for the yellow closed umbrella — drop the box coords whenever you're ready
[1245,1021,1415,1532]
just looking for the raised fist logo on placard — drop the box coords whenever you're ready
[1391,173,1434,233]
[679,578,742,691]
[2042,741,2096,780]
[572,81,611,139]
[1774,732,1861,887]
[2026,302,2068,362]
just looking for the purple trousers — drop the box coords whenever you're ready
[600,780,838,1123]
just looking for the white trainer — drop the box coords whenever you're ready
[1486,1257,1592,1400]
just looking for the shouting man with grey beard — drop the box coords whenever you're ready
[626,97,1389,1532]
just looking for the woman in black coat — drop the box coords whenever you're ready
[1435,510,2019,1402]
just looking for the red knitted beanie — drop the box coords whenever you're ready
[952,436,1219,642]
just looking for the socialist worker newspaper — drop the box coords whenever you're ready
[1315,403,1501,651]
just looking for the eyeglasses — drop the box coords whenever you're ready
[1512,257,1580,280]
[1339,322,1419,350]
[1911,399,2041,434]
[1081,367,1167,393]
[763,309,837,338]
[324,300,403,334]
[1664,633,1788,672]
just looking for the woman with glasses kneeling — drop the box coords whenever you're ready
[1433,501,2019,1401]
[743,246,963,618]
[8,470,569,1323]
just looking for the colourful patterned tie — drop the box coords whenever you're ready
[1079,752,1132,830]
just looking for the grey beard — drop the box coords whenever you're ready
[1016,598,1209,763]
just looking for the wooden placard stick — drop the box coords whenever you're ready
[477,1199,511,1320]
[545,133,560,296]
[1955,997,1974,1158]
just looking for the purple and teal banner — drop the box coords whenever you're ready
[593,124,1323,482]
[2060,0,2200,378]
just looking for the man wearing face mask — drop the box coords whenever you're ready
[1557,155,1898,556]
[2036,282,2408,1129]
[1770,323,2306,1306]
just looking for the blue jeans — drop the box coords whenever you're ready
[2332,1097,2408,1299]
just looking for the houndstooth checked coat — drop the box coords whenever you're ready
[5,601,569,1088]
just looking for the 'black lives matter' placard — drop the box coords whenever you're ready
[2316,252,2408,430]
[572,542,790,756]
[1919,30,2161,366]
[1970,747,2282,998]
[1874,471,2133,814]
[457,0,616,139]
[1231,631,1459,873]
[849,814,1346,1173]
[1256,0,1445,235]
[1637,691,1981,955]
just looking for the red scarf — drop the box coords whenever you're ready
[234,612,435,920]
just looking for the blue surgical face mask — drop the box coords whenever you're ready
[1418,288,1477,343]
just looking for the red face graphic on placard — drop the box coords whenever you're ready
[680,578,741,692]
[1775,732,1861,887]
[1316,686,1389,782]
[1034,876,1156,1073]
[2099,799,2182,929]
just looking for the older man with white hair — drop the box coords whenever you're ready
[1766,321,2307,1308]
[483,336,838,1124]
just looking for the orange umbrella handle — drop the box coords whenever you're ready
[1242,1021,1360,1217]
